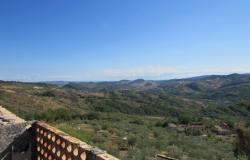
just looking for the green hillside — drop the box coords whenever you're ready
[0,74,250,159]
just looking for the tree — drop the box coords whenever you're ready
[235,124,250,159]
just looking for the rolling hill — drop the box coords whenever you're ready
[1,73,250,160]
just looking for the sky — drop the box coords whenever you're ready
[0,0,250,81]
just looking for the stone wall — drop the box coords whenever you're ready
[0,122,35,160]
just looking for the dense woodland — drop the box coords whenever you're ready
[0,74,250,160]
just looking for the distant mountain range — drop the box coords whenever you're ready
[1,73,250,123]
[55,73,250,92]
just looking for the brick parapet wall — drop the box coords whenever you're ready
[34,121,119,160]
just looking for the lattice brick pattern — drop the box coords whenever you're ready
[34,122,119,160]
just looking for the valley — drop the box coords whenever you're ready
[0,74,250,160]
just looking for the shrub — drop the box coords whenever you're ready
[128,136,137,148]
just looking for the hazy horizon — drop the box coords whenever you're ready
[1,72,249,83]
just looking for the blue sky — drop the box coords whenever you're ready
[0,0,250,81]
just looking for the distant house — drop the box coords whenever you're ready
[168,123,206,136]
[213,123,231,135]
[176,125,186,133]
[185,124,206,136]
[167,123,183,132]
[167,123,177,129]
